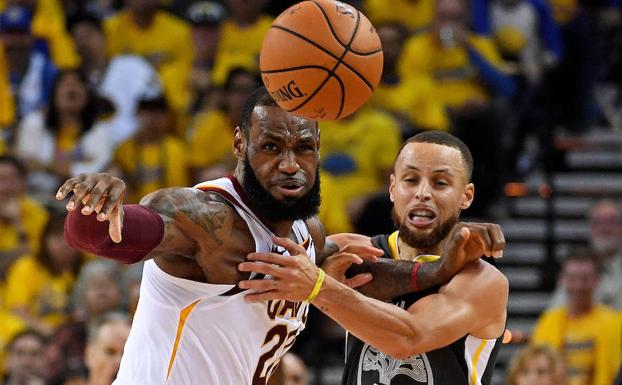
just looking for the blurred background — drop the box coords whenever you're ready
[0,0,621,384]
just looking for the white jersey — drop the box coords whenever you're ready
[114,177,316,385]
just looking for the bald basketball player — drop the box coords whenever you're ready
[239,131,509,385]
[58,88,502,385]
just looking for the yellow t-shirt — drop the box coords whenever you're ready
[211,15,273,86]
[188,109,234,168]
[0,197,49,256]
[114,136,190,202]
[370,75,450,131]
[399,33,505,109]
[531,305,622,385]
[319,109,400,203]
[105,10,194,112]
[4,255,75,332]
[319,171,352,235]
[364,0,434,32]
[0,0,79,69]
[0,44,14,129]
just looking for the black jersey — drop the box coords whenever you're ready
[342,231,502,385]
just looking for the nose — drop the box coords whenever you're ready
[278,151,300,175]
[414,180,432,202]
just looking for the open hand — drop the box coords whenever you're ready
[440,222,505,276]
[56,173,126,243]
[321,243,383,288]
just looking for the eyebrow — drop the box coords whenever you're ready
[404,165,454,175]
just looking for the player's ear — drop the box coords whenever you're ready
[461,182,474,209]
[389,173,396,202]
[233,126,246,160]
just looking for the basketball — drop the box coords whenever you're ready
[259,0,383,120]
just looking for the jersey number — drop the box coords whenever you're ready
[252,325,297,385]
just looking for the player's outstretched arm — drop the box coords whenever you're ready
[325,222,505,301]
[58,173,235,265]
[239,236,508,359]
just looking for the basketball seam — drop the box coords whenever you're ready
[284,7,360,118]
[270,25,374,92]
[309,0,382,56]
[261,65,332,74]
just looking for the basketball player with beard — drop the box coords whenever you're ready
[239,131,509,385]
[55,89,500,385]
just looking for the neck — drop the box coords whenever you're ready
[233,166,294,237]
[131,10,156,29]
[60,114,81,127]
[397,235,445,261]
[568,300,593,317]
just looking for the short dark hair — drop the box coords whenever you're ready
[240,86,278,138]
[563,248,599,270]
[7,329,46,352]
[67,12,103,34]
[398,131,474,181]
[0,154,27,177]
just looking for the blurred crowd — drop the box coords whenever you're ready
[0,0,621,384]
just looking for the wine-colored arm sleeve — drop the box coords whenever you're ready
[64,204,165,264]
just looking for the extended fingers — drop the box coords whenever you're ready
[239,261,284,277]
[56,174,86,200]
[272,236,306,256]
[247,252,293,267]
[488,223,505,258]
[340,244,384,262]
[346,273,373,289]
[244,290,281,303]
[238,278,279,291]
[99,181,126,220]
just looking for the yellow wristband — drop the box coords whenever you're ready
[306,268,325,303]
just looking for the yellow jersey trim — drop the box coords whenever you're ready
[166,299,202,380]
[470,339,488,385]
[388,231,399,260]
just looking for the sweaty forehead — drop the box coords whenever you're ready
[396,142,466,176]
[251,106,318,140]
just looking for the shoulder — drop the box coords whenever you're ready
[8,255,40,276]
[140,187,236,221]
[104,11,126,31]
[443,260,508,308]
[305,216,326,248]
[156,11,192,33]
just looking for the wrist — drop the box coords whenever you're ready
[306,268,325,303]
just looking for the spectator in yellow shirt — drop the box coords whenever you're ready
[364,0,435,32]
[5,214,83,338]
[189,67,260,182]
[399,0,516,216]
[369,23,450,136]
[186,1,226,114]
[532,250,622,385]
[211,0,272,86]
[0,43,14,131]
[0,156,48,280]
[113,94,190,202]
[105,0,193,113]
[319,108,401,230]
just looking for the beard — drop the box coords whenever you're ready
[242,159,321,222]
[392,207,458,251]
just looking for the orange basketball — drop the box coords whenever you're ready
[260,0,383,120]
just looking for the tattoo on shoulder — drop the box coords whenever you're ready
[141,188,236,249]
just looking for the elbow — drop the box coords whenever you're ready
[389,341,424,360]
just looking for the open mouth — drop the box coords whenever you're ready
[275,180,304,196]
[407,208,438,228]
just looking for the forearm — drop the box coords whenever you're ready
[313,275,420,359]
[349,259,450,301]
[64,204,164,263]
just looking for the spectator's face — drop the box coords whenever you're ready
[377,25,402,70]
[55,72,88,115]
[281,354,308,385]
[515,353,555,385]
[390,142,474,250]
[127,0,158,15]
[7,334,44,379]
[589,202,622,254]
[72,22,105,63]
[192,25,220,63]
[227,0,264,23]
[226,72,259,125]
[86,322,130,384]
[84,273,121,317]
[46,230,81,270]
[0,162,24,200]
[138,109,169,139]
[562,260,598,308]
[433,0,468,37]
